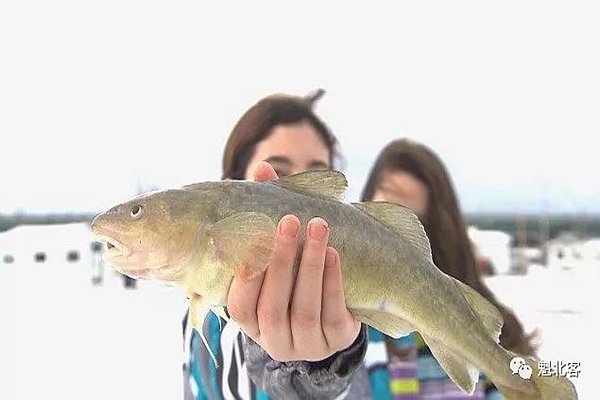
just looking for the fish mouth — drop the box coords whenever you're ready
[92,233,132,259]
[117,265,178,282]
[118,268,150,280]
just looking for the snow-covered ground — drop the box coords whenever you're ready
[2,255,597,399]
[2,260,188,400]
[484,264,598,400]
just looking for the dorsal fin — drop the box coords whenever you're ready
[271,170,347,201]
[182,182,203,190]
[352,201,432,261]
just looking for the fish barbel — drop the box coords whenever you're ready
[91,170,577,399]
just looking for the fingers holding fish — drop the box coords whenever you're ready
[226,160,281,340]
[250,160,278,182]
[288,217,331,360]
[321,246,361,352]
[227,268,265,340]
[230,215,347,363]
[253,214,301,355]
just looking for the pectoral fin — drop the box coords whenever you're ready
[207,212,277,282]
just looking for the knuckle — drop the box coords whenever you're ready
[257,302,285,330]
[323,318,356,350]
[325,285,345,300]
[291,307,320,329]
[227,303,252,325]
[300,251,325,272]
[270,240,299,268]
[323,317,348,336]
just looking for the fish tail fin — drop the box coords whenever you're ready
[497,351,578,400]
[451,277,578,399]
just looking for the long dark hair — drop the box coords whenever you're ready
[221,89,343,180]
[362,138,537,356]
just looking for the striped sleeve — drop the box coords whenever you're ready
[244,324,369,400]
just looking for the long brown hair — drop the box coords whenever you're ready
[221,89,343,180]
[361,138,537,356]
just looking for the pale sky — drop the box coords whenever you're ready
[1,1,599,214]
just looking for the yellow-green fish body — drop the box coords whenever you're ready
[91,171,577,400]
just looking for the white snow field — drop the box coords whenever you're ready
[1,227,596,399]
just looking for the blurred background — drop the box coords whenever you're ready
[1,1,598,399]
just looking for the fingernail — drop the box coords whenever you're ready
[309,218,328,241]
[279,215,299,239]
[325,247,337,267]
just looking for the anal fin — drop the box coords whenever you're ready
[350,308,416,338]
[421,333,479,394]
[450,276,503,343]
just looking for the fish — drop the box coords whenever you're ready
[91,170,577,399]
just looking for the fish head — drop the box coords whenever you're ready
[91,189,203,282]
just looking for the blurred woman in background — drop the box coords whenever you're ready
[183,89,370,399]
[360,138,538,399]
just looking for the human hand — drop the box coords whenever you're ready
[226,161,361,362]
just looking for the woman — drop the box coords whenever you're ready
[183,90,370,399]
[360,138,538,399]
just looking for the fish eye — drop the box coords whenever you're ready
[130,204,144,219]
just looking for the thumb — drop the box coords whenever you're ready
[250,161,279,182]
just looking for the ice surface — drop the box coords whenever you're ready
[2,251,596,399]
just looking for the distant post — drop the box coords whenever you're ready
[517,213,527,274]
[90,241,104,285]
[539,213,550,266]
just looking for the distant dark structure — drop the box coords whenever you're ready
[2,211,599,250]
[465,213,600,246]
[0,212,97,233]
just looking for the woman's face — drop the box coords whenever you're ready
[372,170,429,219]
[244,121,331,178]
